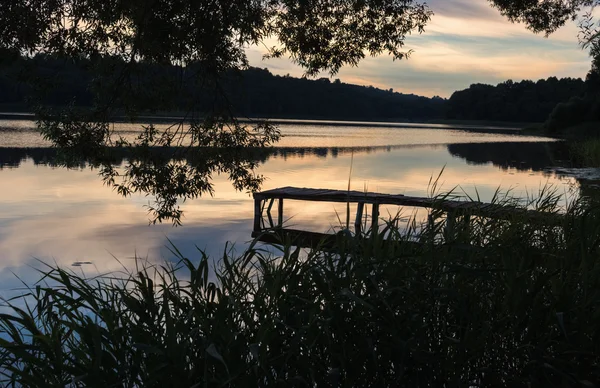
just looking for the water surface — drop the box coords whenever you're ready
[0,119,576,292]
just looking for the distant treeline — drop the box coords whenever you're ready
[0,53,589,123]
[0,54,446,121]
[446,78,586,123]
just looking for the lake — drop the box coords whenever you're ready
[0,119,581,293]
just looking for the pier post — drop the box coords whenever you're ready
[355,202,365,235]
[253,198,262,232]
[445,211,456,241]
[266,198,275,228]
[371,202,379,236]
[278,198,284,227]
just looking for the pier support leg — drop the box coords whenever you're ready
[266,198,275,228]
[445,211,456,241]
[355,202,364,235]
[278,198,284,227]
[253,198,262,233]
[371,202,379,236]
[463,214,471,239]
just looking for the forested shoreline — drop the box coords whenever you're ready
[446,78,587,123]
[0,53,590,125]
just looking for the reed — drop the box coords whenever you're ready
[572,138,600,167]
[1,190,600,387]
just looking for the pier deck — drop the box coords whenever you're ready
[252,186,563,247]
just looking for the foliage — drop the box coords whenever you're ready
[537,9,600,134]
[0,0,432,77]
[0,0,434,121]
[446,78,586,123]
[488,0,600,131]
[571,137,600,166]
[545,96,596,133]
[1,190,600,387]
[488,0,596,35]
[0,55,446,121]
[0,0,436,226]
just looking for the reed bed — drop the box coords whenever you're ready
[572,138,600,167]
[1,190,599,387]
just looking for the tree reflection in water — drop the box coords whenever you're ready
[0,143,418,225]
[32,113,280,225]
[2,140,593,225]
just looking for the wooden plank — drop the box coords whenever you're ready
[254,187,563,226]
[252,228,424,251]
[252,228,339,249]
[251,187,566,253]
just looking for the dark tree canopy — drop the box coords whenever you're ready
[488,0,596,35]
[0,55,446,120]
[447,77,586,123]
[0,0,434,225]
[0,0,432,76]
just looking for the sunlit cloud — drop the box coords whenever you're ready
[247,0,592,97]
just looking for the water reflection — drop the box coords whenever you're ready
[0,119,565,227]
[0,141,579,291]
[447,142,571,172]
[0,119,553,148]
[0,144,453,169]
[448,142,600,197]
[0,119,581,297]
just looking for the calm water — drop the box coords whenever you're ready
[0,119,578,292]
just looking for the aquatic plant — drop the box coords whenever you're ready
[1,191,599,387]
[572,137,600,167]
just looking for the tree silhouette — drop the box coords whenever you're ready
[0,0,434,224]
[488,0,600,131]
[488,0,594,35]
[447,78,586,123]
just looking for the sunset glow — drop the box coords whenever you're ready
[247,0,591,97]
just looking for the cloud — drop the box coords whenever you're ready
[426,0,500,20]
[245,0,592,97]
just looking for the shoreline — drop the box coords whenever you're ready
[0,112,530,134]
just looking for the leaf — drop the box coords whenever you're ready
[249,343,260,361]
[132,343,163,355]
[206,343,229,374]
[556,312,568,339]
[340,288,374,310]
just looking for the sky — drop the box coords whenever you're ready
[246,0,593,98]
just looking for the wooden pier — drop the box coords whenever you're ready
[252,186,563,247]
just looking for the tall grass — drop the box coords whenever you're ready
[571,138,600,167]
[1,191,600,387]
